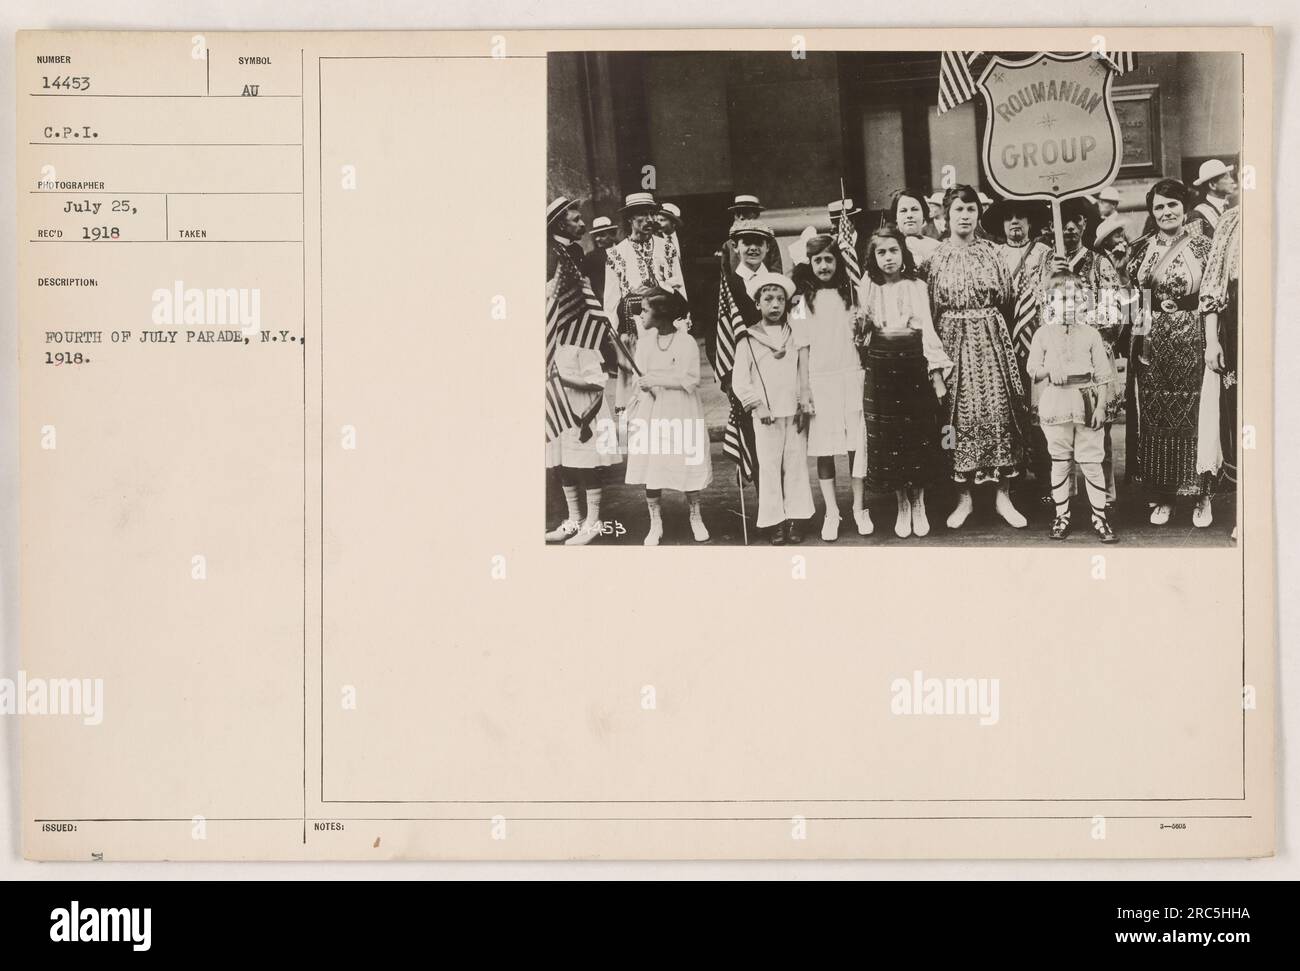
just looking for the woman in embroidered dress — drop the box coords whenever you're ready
[925,185,1029,529]
[1128,179,1217,527]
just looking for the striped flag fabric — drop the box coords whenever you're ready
[544,363,577,443]
[713,265,746,383]
[836,211,862,288]
[546,251,610,360]
[1103,51,1136,74]
[714,267,756,481]
[937,50,982,114]
[721,397,755,482]
[1010,285,1038,372]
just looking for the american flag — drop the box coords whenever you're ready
[544,362,577,443]
[937,50,983,115]
[714,269,755,481]
[1010,286,1038,372]
[546,251,611,361]
[721,397,754,481]
[713,265,745,383]
[937,50,1137,114]
[836,209,862,288]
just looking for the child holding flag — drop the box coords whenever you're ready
[791,233,871,539]
[732,271,815,544]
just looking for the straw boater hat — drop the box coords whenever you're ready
[728,193,764,214]
[659,202,684,225]
[729,219,776,243]
[925,191,945,209]
[827,198,861,221]
[1194,159,1235,186]
[1096,186,1120,205]
[546,195,579,228]
[980,196,1050,236]
[589,216,617,236]
[744,269,796,302]
[618,191,658,214]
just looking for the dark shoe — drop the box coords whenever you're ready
[770,523,787,546]
[787,520,804,545]
[1049,515,1072,540]
[1092,517,1119,543]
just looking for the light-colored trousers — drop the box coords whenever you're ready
[754,415,815,528]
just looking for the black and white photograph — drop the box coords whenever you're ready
[546,49,1244,547]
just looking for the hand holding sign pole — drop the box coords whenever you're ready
[977,51,1123,258]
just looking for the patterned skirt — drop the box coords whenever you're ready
[936,307,1028,483]
[863,329,943,490]
[1136,309,1206,497]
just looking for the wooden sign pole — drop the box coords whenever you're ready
[1050,197,1067,258]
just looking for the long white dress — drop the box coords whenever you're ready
[624,331,712,492]
[792,288,865,464]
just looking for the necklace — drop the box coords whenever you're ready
[655,331,676,351]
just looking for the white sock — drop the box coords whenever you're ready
[584,488,602,526]
[819,478,838,517]
[563,485,581,522]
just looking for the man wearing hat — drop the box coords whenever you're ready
[547,195,587,280]
[926,192,947,238]
[1187,159,1237,238]
[727,219,779,292]
[722,194,782,272]
[653,201,692,314]
[582,215,619,301]
[983,196,1052,294]
[827,197,869,272]
[982,196,1054,500]
[1094,186,1121,220]
[601,191,687,411]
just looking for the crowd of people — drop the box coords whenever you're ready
[545,158,1241,546]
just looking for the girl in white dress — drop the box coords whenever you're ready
[790,233,871,540]
[625,287,713,545]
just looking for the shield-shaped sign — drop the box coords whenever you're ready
[977,51,1122,200]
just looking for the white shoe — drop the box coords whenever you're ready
[821,512,841,542]
[545,519,580,543]
[565,520,600,546]
[1149,503,1172,526]
[854,508,874,536]
[689,510,710,543]
[1192,496,1213,528]
[946,491,973,529]
[895,494,912,538]
[911,492,930,537]
[995,486,1027,528]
